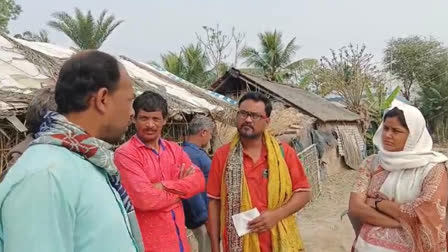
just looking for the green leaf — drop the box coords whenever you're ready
[48,8,123,49]
[383,86,401,109]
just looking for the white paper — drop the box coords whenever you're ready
[231,208,260,237]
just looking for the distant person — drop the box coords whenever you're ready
[0,51,143,252]
[115,91,205,252]
[2,87,56,181]
[181,115,214,252]
[207,91,311,252]
[349,100,448,251]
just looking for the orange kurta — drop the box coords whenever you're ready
[207,142,310,252]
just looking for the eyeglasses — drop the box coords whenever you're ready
[236,110,267,121]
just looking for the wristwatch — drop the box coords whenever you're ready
[374,199,383,210]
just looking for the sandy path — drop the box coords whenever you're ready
[297,169,358,252]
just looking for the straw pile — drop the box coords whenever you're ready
[268,103,315,138]
[211,103,317,150]
[213,121,237,151]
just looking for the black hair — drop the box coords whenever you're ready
[384,107,408,130]
[133,91,168,118]
[26,88,57,134]
[238,91,273,117]
[55,50,121,114]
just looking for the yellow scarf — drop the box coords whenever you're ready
[220,131,304,252]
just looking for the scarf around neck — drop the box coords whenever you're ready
[31,111,144,252]
[220,131,303,252]
[373,100,448,202]
[373,100,447,171]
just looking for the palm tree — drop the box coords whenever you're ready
[14,29,50,42]
[48,8,123,49]
[241,30,305,83]
[181,44,209,84]
[161,52,185,77]
[161,44,210,87]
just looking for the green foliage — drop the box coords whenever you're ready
[48,8,123,49]
[0,0,21,33]
[382,36,448,143]
[419,73,448,144]
[14,29,50,42]
[384,36,447,101]
[241,30,301,82]
[364,86,401,154]
[161,44,211,87]
[314,44,381,112]
[365,85,401,121]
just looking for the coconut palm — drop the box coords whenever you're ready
[14,29,50,42]
[48,8,123,49]
[161,52,185,77]
[241,30,307,83]
[181,44,209,83]
[161,44,211,87]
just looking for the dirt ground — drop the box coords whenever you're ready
[190,168,359,252]
[298,168,358,252]
[190,148,448,251]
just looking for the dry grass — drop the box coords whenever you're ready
[0,122,26,173]
[268,106,315,137]
[213,121,237,151]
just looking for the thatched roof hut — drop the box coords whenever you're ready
[212,68,361,122]
[0,35,236,171]
[211,68,365,172]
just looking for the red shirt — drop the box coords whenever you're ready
[207,142,310,252]
[114,136,205,252]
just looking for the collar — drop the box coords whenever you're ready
[182,141,201,150]
[183,141,209,155]
[242,143,268,159]
[133,135,166,151]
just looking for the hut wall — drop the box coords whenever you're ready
[316,121,365,170]
[0,119,27,173]
[212,121,237,152]
[268,104,315,150]
[320,144,348,176]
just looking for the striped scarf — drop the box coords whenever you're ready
[31,111,144,252]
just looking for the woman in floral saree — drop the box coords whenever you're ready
[349,100,448,252]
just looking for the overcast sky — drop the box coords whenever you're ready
[9,0,448,65]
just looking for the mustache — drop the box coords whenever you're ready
[240,124,254,129]
[142,126,157,130]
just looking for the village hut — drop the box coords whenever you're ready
[211,68,365,196]
[0,35,236,172]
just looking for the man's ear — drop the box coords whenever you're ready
[93,87,110,114]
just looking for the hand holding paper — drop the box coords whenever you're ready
[231,208,260,237]
[248,209,282,233]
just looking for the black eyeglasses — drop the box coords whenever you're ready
[236,110,267,121]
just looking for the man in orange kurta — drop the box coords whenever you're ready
[207,92,311,252]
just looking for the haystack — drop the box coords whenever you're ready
[268,102,315,146]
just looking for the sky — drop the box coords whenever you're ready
[9,0,448,65]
